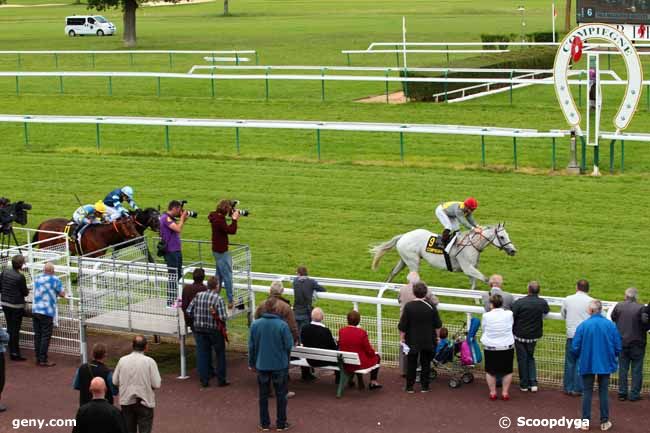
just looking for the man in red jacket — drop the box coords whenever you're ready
[208,200,240,309]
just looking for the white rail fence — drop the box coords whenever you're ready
[0,68,633,107]
[0,50,259,69]
[0,69,636,86]
[240,272,648,392]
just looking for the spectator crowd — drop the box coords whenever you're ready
[0,254,649,432]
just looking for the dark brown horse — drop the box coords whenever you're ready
[34,216,141,257]
[114,208,161,261]
[131,208,161,236]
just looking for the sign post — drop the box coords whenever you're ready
[586,53,602,175]
[554,24,642,175]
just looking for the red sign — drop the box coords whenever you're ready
[571,37,583,62]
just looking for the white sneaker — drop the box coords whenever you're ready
[519,387,529,392]
[600,421,612,431]
[530,386,538,393]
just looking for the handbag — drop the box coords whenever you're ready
[210,306,229,343]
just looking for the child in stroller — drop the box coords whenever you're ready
[430,323,477,388]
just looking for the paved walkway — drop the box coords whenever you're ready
[1,345,647,433]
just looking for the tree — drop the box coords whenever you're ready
[223,0,229,16]
[565,0,572,32]
[86,0,179,48]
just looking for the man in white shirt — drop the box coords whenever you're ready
[560,279,593,396]
[113,336,161,433]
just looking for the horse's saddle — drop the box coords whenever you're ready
[64,222,91,254]
[63,222,77,242]
[425,235,444,255]
[425,235,453,272]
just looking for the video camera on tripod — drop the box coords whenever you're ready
[0,198,32,248]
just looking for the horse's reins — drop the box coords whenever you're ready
[473,227,513,251]
[454,227,512,256]
[112,219,135,237]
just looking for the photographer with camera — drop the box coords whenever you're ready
[159,200,189,308]
[208,200,242,310]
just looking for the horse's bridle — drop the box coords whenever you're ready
[132,211,159,231]
[455,226,512,255]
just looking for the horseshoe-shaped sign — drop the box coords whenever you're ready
[554,24,643,132]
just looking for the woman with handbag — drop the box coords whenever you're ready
[0,255,29,361]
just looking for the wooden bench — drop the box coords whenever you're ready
[290,346,380,398]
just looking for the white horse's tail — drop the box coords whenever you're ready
[370,234,403,271]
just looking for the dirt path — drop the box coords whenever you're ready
[356,91,407,104]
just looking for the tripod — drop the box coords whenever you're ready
[0,226,22,259]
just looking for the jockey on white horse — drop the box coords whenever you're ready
[434,197,481,250]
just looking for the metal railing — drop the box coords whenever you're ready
[0,50,259,69]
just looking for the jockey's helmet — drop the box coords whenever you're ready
[94,201,107,214]
[464,197,478,211]
[121,186,134,199]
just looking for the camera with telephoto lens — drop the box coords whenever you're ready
[179,200,198,218]
[0,198,32,234]
[229,200,250,217]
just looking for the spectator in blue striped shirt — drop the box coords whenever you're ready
[187,277,229,388]
[32,263,65,367]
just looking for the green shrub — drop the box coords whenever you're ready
[480,34,511,50]
[403,47,556,102]
[526,31,560,42]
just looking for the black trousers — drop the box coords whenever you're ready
[2,306,24,357]
[406,350,433,389]
[32,313,54,363]
[121,403,154,433]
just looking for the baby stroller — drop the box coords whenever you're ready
[430,317,481,388]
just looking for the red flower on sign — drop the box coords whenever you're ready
[571,37,583,62]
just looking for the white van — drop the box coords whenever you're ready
[65,16,116,37]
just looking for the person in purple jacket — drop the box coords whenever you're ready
[159,200,188,307]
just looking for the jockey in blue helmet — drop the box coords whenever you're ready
[103,186,138,222]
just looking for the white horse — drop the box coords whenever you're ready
[370,224,517,289]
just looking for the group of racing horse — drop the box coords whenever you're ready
[33,186,160,257]
[26,191,514,286]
